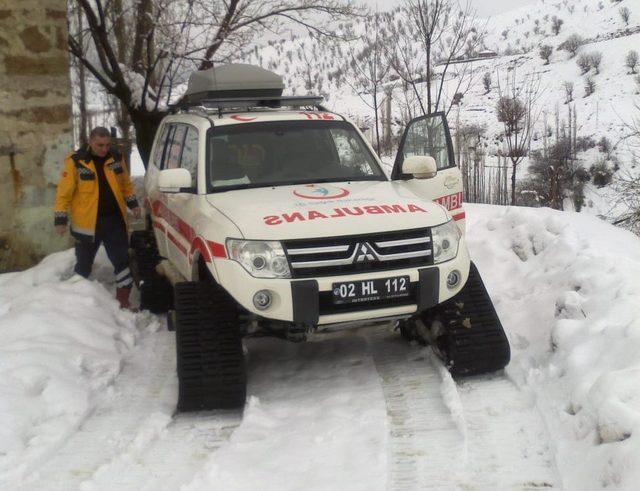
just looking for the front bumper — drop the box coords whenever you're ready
[213,239,470,326]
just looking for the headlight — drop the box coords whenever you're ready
[226,239,291,278]
[431,220,460,264]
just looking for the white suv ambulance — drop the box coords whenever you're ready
[135,65,509,411]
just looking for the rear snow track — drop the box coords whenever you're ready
[21,322,559,490]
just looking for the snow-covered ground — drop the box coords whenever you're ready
[2,204,639,489]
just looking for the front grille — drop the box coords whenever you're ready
[283,228,433,278]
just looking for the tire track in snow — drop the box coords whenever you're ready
[21,326,240,491]
[368,326,559,490]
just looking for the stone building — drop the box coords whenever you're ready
[0,0,74,271]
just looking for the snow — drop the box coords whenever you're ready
[2,204,639,489]
[0,250,160,487]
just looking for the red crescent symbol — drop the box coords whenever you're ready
[230,115,257,122]
[293,186,350,199]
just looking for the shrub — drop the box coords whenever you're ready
[588,51,602,74]
[551,16,564,35]
[577,53,591,74]
[590,160,614,187]
[575,136,596,152]
[619,7,630,25]
[598,136,611,156]
[563,81,574,103]
[584,76,596,97]
[482,71,492,94]
[626,50,639,74]
[559,34,583,58]
[539,44,553,64]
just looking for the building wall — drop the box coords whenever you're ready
[0,0,74,271]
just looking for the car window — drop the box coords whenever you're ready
[164,124,187,170]
[208,121,385,192]
[180,126,198,188]
[399,115,453,170]
[152,125,171,169]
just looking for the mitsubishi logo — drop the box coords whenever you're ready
[354,242,377,263]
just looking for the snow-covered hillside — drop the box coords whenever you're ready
[239,0,639,227]
[2,205,639,490]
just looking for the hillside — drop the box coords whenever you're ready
[236,0,639,229]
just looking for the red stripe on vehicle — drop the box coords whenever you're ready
[152,220,165,233]
[190,237,212,263]
[452,212,466,221]
[167,231,188,256]
[207,240,227,258]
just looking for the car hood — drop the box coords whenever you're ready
[206,181,449,240]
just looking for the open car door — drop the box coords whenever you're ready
[391,112,466,232]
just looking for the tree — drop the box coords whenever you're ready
[68,0,357,166]
[584,76,596,97]
[577,53,591,74]
[551,16,564,35]
[495,70,542,205]
[482,71,491,94]
[387,0,484,116]
[626,50,639,74]
[588,51,602,74]
[345,13,390,153]
[563,81,574,103]
[619,6,630,25]
[539,44,553,64]
[559,33,583,58]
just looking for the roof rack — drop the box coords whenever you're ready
[170,95,327,116]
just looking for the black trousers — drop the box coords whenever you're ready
[74,213,133,289]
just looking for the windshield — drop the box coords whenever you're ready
[207,120,386,192]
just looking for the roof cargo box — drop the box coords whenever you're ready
[180,64,285,104]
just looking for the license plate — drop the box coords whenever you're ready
[332,276,410,305]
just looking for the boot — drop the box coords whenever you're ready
[116,287,136,311]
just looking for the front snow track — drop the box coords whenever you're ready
[22,322,559,490]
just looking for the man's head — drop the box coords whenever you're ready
[88,127,112,158]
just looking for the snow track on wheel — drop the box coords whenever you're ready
[369,327,559,490]
[22,329,241,491]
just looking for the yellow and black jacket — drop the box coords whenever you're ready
[54,146,139,241]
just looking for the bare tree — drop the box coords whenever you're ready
[344,13,390,152]
[588,51,602,74]
[563,81,574,103]
[68,0,357,165]
[551,15,564,35]
[584,76,596,97]
[577,53,591,74]
[626,50,639,74]
[482,71,491,94]
[559,33,584,58]
[619,6,630,25]
[388,0,484,116]
[495,69,542,205]
[539,44,553,64]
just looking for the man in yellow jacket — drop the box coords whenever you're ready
[54,126,141,309]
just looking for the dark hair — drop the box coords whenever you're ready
[89,126,111,139]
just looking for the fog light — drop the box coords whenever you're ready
[253,290,272,310]
[447,270,461,289]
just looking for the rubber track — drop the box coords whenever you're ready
[130,230,173,314]
[174,282,246,411]
[428,263,511,376]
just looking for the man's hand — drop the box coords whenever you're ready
[131,206,142,219]
[55,225,67,236]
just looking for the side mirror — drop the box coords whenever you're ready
[158,168,192,193]
[402,155,437,179]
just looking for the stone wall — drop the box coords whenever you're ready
[0,0,74,271]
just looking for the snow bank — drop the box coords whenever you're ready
[466,204,640,490]
[0,250,152,487]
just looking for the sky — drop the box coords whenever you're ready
[363,0,536,17]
